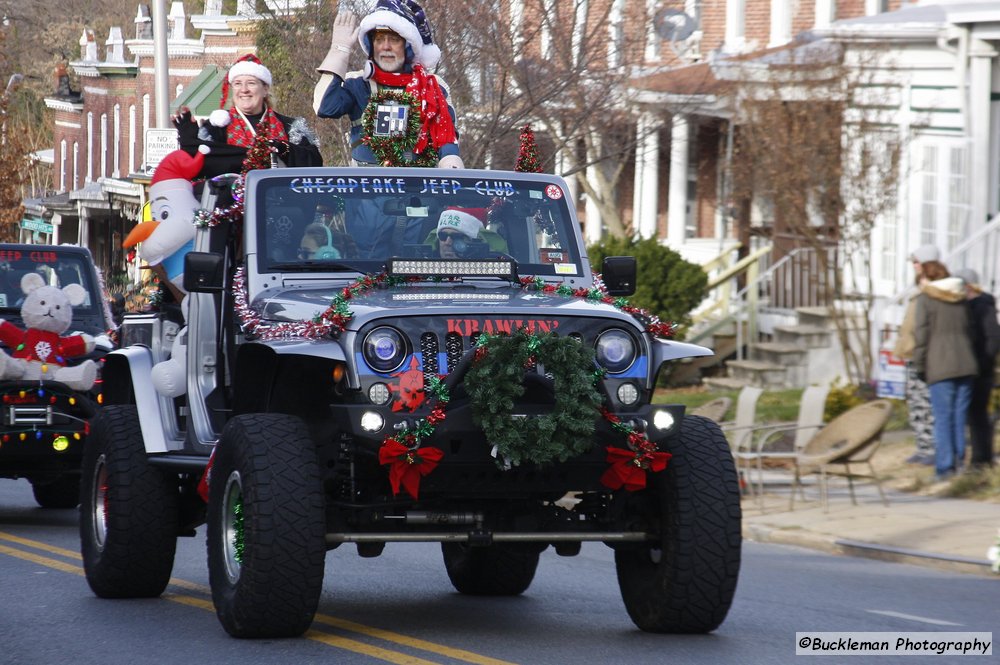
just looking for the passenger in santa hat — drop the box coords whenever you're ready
[173,53,322,176]
[313,0,463,168]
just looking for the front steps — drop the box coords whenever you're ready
[702,306,862,389]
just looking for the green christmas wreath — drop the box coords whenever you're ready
[360,89,438,167]
[465,330,603,468]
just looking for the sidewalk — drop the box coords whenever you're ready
[739,467,1000,577]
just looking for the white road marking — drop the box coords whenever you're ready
[866,610,962,626]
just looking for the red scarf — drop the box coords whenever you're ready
[225,106,288,148]
[372,64,457,155]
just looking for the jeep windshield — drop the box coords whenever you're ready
[251,171,584,277]
[0,246,108,335]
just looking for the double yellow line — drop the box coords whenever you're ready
[0,531,517,665]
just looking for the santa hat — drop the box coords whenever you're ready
[358,0,441,70]
[150,147,207,187]
[437,207,487,239]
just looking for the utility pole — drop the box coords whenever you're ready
[152,0,170,128]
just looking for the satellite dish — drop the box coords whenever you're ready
[654,8,696,43]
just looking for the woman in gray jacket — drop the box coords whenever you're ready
[912,261,978,481]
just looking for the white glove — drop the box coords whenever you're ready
[317,11,359,78]
[437,154,464,169]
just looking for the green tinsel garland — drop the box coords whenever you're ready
[465,330,602,468]
[360,89,438,167]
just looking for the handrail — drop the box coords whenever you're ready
[706,245,772,291]
[701,242,743,274]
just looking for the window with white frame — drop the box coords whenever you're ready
[540,0,555,60]
[644,0,660,62]
[101,113,108,178]
[129,105,136,174]
[73,142,80,190]
[912,138,971,255]
[87,112,94,183]
[60,140,67,191]
[608,0,625,68]
[725,0,746,51]
[770,0,791,46]
[142,94,151,167]
[113,104,121,178]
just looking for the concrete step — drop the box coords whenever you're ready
[726,359,788,387]
[703,376,755,391]
[773,324,831,348]
[796,306,866,329]
[750,341,807,366]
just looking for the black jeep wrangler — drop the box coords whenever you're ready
[81,167,741,637]
[0,243,115,507]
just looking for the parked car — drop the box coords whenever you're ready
[81,168,741,637]
[0,243,116,507]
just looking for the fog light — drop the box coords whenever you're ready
[368,382,391,405]
[652,410,675,431]
[616,382,639,405]
[360,411,384,433]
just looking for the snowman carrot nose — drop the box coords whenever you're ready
[122,221,161,248]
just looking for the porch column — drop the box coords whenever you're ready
[667,114,689,248]
[969,42,996,231]
[637,112,660,240]
[78,206,90,248]
[554,145,579,223]
[631,113,647,238]
[584,134,603,245]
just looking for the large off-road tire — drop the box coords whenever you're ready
[207,414,326,638]
[31,476,81,509]
[80,405,179,598]
[441,542,540,596]
[615,414,741,633]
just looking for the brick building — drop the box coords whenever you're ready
[42,2,259,278]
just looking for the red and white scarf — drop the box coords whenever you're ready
[371,64,457,155]
[224,106,288,148]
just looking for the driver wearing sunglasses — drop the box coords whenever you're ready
[434,207,488,258]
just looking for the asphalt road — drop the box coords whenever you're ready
[0,478,995,664]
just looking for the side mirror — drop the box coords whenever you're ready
[183,252,225,293]
[601,256,636,297]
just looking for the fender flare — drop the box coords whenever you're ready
[102,347,172,454]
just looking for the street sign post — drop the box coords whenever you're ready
[144,128,178,174]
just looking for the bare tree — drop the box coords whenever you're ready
[727,41,906,384]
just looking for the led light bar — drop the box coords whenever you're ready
[388,259,514,278]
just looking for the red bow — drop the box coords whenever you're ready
[600,446,671,491]
[378,439,444,499]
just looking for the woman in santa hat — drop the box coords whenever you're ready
[173,54,323,176]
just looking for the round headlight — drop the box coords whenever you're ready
[363,327,407,373]
[595,329,636,374]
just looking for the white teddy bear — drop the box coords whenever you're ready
[0,272,97,391]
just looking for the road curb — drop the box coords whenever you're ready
[742,523,997,577]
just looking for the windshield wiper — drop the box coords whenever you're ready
[269,261,366,272]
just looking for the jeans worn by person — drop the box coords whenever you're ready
[928,377,973,479]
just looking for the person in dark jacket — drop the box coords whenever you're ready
[173,54,323,176]
[312,0,463,168]
[954,268,1000,468]
[912,261,979,481]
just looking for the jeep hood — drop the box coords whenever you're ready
[250,283,620,324]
